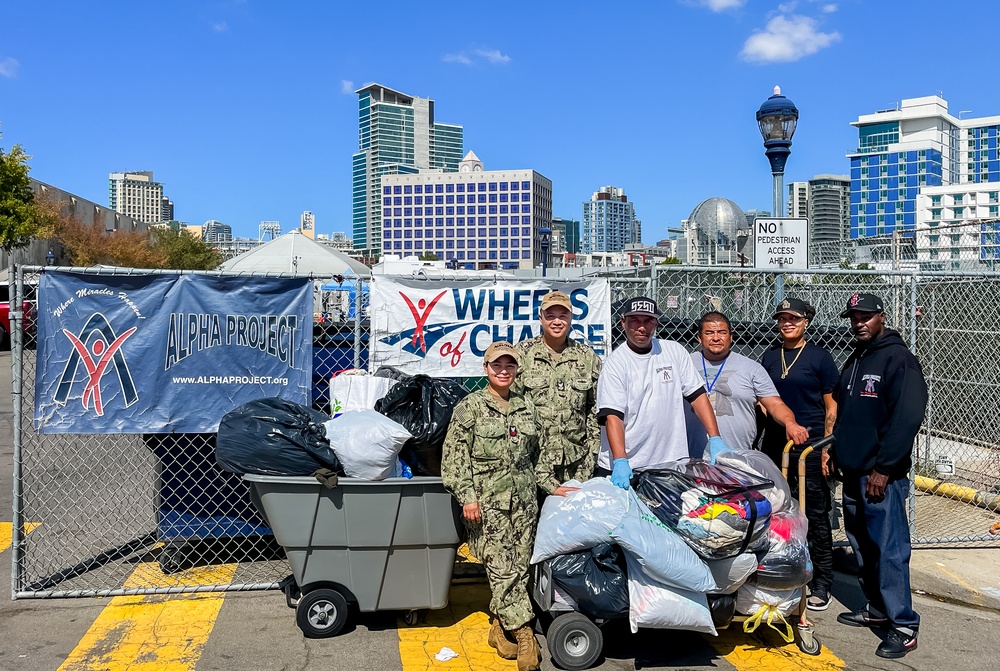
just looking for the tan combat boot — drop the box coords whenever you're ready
[513,625,541,671]
[487,619,517,660]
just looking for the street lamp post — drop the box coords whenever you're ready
[757,85,799,300]
[538,226,552,277]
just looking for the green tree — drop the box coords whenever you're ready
[149,227,222,270]
[0,141,57,255]
[661,256,682,265]
[418,252,440,261]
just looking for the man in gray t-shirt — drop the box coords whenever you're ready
[689,312,808,453]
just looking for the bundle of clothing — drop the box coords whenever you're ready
[635,459,774,559]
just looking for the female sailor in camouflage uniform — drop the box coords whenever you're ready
[442,340,542,671]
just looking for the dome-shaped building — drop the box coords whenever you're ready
[683,197,752,266]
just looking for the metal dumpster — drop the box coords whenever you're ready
[245,474,462,638]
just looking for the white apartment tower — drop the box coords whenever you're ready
[108,171,165,224]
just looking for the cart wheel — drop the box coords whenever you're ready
[159,543,192,574]
[797,632,822,656]
[547,612,603,671]
[404,609,422,626]
[296,588,349,638]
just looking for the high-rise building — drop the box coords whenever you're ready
[109,171,166,224]
[808,175,851,265]
[352,83,464,254]
[848,96,1000,238]
[380,152,552,271]
[787,182,809,219]
[581,186,640,253]
[203,220,233,243]
[300,211,316,239]
[551,217,581,254]
[745,209,771,228]
[161,197,174,222]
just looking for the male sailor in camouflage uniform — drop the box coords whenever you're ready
[442,341,542,671]
[515,290,602,496]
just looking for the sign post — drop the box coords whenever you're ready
[753,217,809,302]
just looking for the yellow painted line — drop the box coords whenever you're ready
[708,626,845,670]
[0,521,41,553]
[398,583,516,670]
[57,562,237,671]
[935,562,985,607]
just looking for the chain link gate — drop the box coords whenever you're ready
[10,265,1000,599]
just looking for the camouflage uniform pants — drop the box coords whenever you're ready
[468,494,537,631]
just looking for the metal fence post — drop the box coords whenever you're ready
[9,264,25,598]
[908,272,918,540]
[353,276,363,369]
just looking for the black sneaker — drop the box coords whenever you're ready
[836,607,888,628]
[806,591,831,611]
[876,628,918,659]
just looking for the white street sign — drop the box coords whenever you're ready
[753,218,809,270]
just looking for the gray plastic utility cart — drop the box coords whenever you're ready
[245,474,463,638]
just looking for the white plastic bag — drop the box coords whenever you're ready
[329,372,397,417]
[705,552,758,595]
[324,410,411,480]
[612,492,717,593]
[735,583,803,643]
[624,553,717,635]
[530,478,629,564]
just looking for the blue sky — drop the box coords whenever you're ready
[2,0,998,243]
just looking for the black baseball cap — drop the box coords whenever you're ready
[622,296,661,318]
[772,297,815,320]
[839,292,885,317]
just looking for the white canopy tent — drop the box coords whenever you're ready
[219,230,370,276]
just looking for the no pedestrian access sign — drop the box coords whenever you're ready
[753,218,809,270]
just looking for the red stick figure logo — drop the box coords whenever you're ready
[54,313,139,416]
[400,290,447,353]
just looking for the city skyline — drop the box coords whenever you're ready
[2,1,999,243]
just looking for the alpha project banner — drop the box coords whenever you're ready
[34,272,312,434]
[370,278,611,376]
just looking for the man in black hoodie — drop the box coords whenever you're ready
[831,292,927,660]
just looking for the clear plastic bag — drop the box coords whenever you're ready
[635,459,774,559]
[714,448,792,513]
[756,506,812,590]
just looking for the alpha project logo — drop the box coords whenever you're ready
[54,313,139,416]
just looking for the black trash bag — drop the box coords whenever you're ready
[374,371,469,476]
[215,398,340,476]
[707,593,737,628]
[756,538,813,590]
[546,543,629,620]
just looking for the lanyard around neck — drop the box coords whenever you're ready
[701,353,727,393]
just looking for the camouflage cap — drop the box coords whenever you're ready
[483,340,521,365]
[540,290,573,313]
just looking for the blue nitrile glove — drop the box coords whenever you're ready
[707,436,731,464]
[610,458,632,490]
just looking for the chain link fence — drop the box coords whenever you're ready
[10,264,1000,598]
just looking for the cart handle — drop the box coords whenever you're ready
[780,435,836,481]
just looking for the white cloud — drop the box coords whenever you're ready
[777,1,799,12]
[695,0,746,10]
[442,47,511,66]
[212,20,229,32]
[740,15,841,63]
[340,80,355,94]
[821,3,838,12]
[0,57,20,78]
[475,48,511,64]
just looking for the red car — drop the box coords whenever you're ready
[0,283,37,350]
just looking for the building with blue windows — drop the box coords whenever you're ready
[379,152,552,270]
[849,96,1000,243]
[581,186,641,253]
[352,84,464,255]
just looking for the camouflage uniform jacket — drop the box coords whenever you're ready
[441,389,540,511]
[514,336,602,493]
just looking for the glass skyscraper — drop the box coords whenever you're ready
[352,84,464,253]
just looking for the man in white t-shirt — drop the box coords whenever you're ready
[596,296,730,489]
[689,311,809,452]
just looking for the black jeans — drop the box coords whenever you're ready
[787,465,834,595]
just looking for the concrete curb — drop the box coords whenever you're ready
[909,549,1000,612]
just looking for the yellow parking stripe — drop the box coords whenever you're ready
[708,627,845,670]
[0,521,41,552]
[398,583,516,671]
[57,562,237,671]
